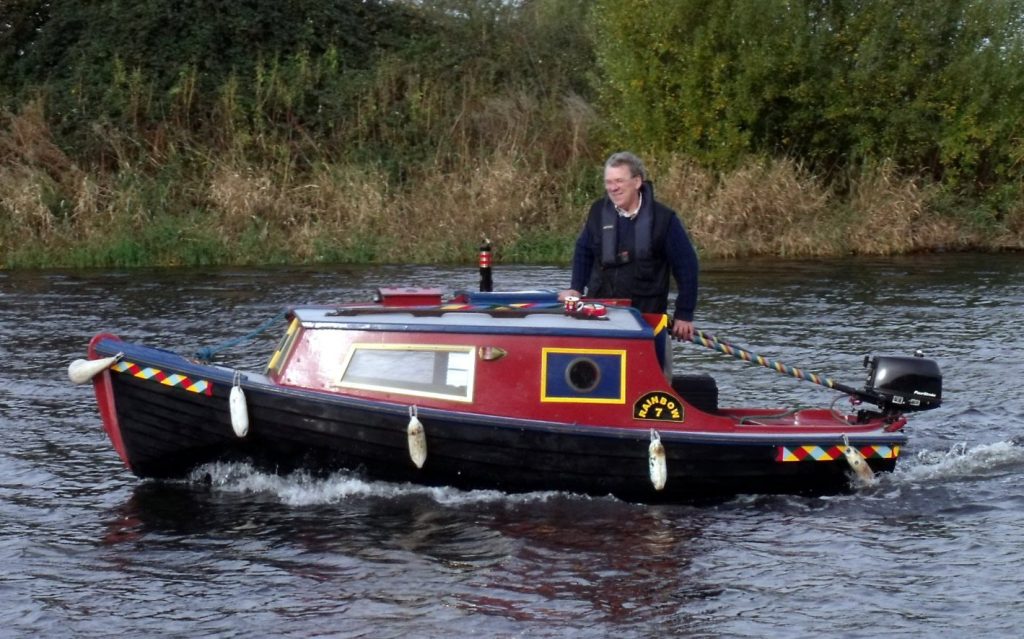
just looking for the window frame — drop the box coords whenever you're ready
[337,343,476,403]
[266,317,302,376]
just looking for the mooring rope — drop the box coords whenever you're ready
[194,309,289,362]
[688,329,860,397]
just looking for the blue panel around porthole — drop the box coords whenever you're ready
[541,349,625,403]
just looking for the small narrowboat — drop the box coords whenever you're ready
[71,287,942,502]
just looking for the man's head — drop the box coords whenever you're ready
[603,152,646,212]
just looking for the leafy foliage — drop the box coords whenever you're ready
[591,0,1024,191]
[1,1,426,151]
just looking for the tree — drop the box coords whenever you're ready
[589,0,1024,190]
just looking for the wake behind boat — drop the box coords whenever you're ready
[71,287,941,502]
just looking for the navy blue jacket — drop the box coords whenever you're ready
[570,182,698,321]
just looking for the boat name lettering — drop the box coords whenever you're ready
[634,392,684,422]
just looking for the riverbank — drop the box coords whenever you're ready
[5,2,1022,270]
[2,106,1022,270]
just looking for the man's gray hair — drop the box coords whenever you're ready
[605,152,647,181]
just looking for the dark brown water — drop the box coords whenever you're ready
[2,255,1022,637]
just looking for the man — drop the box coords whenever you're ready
[560,152,698,341]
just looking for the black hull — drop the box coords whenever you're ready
[106,364,898,503]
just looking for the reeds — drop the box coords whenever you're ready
[660,157,836,258]
[2,93,1020,269]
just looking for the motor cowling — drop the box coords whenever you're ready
[862,354,942,413]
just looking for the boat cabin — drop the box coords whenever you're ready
[265,289,720,430]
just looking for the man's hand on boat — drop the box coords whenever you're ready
[671,319,694,342]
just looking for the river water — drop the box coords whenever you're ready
[2,254,1022,638]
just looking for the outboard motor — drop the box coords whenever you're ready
[861,352,942,413]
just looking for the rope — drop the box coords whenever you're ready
[194,309,289,362]
[688,329,859,396]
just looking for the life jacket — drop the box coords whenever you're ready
[584,181,673,314]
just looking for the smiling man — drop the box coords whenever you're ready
[560,152,699,341]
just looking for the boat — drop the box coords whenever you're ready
[70,287,942,502]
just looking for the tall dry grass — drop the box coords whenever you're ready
[999,201,1024,249]
[2,97,1021,269]
[843,162,962,254]
[658,157,837,258]
[204,151,579,264]
[655,156,1019,258]
[0,100,81,244]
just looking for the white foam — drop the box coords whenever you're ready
[893,440,1024,483]
[187,462,570,507]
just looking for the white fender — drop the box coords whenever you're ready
[649,429,667,491]
[842,435,875,485]
[68,353,123,385]
[229,377,249,438]
[407,406,427,469]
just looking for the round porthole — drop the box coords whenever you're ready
[566,357,600,392]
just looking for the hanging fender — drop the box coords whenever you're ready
[68,353,124,385]
[407,405,427,469]
[842,434,875,485]
[649,429,667,491]
[229,372,249,438]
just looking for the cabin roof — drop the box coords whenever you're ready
[291,304,655,339]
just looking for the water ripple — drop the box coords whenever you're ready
[2,255,1023,637]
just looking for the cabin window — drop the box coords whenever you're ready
[338,344,475,402]
[566,358,600,392]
